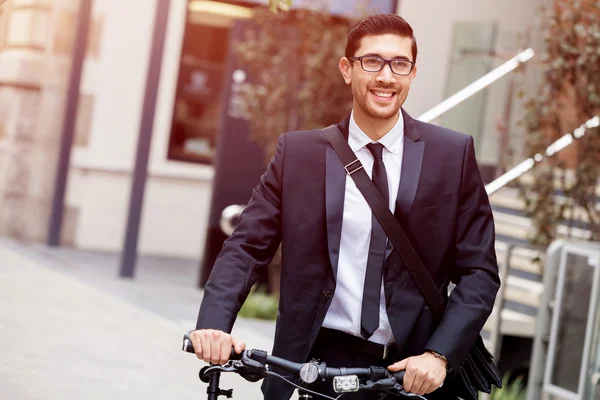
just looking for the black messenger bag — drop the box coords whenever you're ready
[322,125,502,400]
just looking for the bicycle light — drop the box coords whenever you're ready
[333,375,359,393]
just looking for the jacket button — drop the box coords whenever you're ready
[322,290,332,299]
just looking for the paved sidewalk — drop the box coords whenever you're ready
[0,239,277,400]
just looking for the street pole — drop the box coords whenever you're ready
[48,0,92,246]
[119,0,171,278]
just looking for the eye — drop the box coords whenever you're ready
[391,60,411,68]
[391,60,413,74]
[363,57,383,67]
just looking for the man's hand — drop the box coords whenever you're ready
[388,352,447,395]
[189,329,246,365]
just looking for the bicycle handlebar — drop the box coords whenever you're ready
[182,332,405,383]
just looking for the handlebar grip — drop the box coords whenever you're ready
[183,332,195,353]
[393,371,405,384]
[182,332,243,361]
[230,347,243,361]
[183,338,195,353]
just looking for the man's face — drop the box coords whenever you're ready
[340,34,417,120]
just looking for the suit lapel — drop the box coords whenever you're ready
[395,110,424,220]
[325,118,350,280]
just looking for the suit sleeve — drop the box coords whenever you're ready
[424,135,500,370]
[195,133,286,333]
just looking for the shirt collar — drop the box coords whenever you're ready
[348,110,404,154]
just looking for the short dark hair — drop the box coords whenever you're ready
[345,14,418,64]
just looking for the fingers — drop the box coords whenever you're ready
[424,368,446,394]
[208,330,229,364]
[404,364,429,394]
[233,339,246,354]
[190,329,237,365]
[400,357,444,395]
[387,358,407,372]
[411,378,426,396]
[413,372,442,396]
[200,331,212,362]
[219,333,231,365]
[424,375,446,395]
[189,330,204,361]
[422,381,440,395]
[402,358,415,392]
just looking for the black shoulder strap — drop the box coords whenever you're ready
[322,124,447,316]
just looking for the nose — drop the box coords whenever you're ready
[375,62,395,85]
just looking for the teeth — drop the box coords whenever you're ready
[373,91,393,98]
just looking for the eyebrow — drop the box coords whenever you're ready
[361,53,412,61]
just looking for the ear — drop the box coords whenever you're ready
[408,65,417,83]
[339,57,352,85]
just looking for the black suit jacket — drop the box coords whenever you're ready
[196,109,500,399]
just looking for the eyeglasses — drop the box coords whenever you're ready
[349,56,415,76]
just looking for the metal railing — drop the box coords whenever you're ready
[417,48,535,123]
[485,115,600,195]
[414,46,599,197]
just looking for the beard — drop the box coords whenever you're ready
[352,84,406,120]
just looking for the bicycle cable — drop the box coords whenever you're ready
[265,370,343,400]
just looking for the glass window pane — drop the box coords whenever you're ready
[439,21,496,147]
[586,257,600,400]
[168,12,231,164]
[550,252,594,393]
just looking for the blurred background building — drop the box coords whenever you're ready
[0,0,551,258]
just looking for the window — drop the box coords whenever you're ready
[167,1,249,165]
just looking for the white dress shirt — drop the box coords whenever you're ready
[322,111,404,345]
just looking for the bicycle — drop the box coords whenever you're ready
[182,332,427,400]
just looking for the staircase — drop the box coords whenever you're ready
[484,183,543,343]
[482,172,599,355]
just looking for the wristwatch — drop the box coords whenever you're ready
[427,350,448,362]
[425,350,453,376]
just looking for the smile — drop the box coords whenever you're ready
[370,90,396,99]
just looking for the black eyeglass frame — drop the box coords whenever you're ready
[348,56,415,76]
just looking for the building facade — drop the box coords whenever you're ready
[0,0,551,258]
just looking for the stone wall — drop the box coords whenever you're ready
[0,0,84,244]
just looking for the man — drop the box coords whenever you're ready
[191,13,500,400]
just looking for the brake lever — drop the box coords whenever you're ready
[199,353,268,384]
[201,363,239,377]
[360,377,400,392]
[237,353,268,382]
[387,388,427,399]
[360,378,427,400]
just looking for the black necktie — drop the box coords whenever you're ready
[361,143,389,339]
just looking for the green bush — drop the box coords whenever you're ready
[238,286,279,320]
[490,375,526,400]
